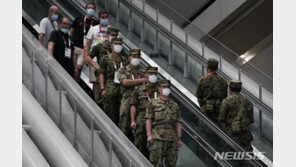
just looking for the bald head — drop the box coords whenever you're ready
[49,5,59,17]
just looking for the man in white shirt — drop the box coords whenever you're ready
[84,9,110,98]
[39,5,59,48]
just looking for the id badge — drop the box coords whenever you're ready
[114,71,120,83]
[65,48,71,59]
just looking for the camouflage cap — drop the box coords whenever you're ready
[129,49,141,56]
[158,79,171,87]
[145,66,158,73]
[107,27,119,36]
[111,37,122,44]
[207,58,219,70]
[229,80,242,89]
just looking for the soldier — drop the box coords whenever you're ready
[98,37,129,125]
[130,67,158,158]
[92,27,119,108]
[219,80,254,152]
[117,49,147,141]
[146,80,182,167]
[195,58,228,124]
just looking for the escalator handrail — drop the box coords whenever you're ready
[118,0,273,119]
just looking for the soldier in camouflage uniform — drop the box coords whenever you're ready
[146,80,182,167]
[98,37,129,125]
[130,67,158,159]
[117,49,147,140]
[91,27,119,108]
[219,80,254,152]
[195,58,228,124]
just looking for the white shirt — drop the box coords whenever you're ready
[39,17,59,48]
[86,24,110,50]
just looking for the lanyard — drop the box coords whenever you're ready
[83,17,93,35]
[61,34,71,48]
[50,21,56,30]
[145,91,157,101]
[106,48,110,55]
[131,72,140,80]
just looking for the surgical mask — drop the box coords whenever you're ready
[61,28,69,34]
[162,88,171,96]
[100,19,108,26]
[113,45,122,53]
[87,9,95,16]
[148,74,157,83]
[51,14,58,21]
[131,58,140,66]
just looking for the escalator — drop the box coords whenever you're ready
[22,0,272,166]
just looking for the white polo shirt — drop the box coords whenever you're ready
[39,17,59,48]
[86,24,110,50]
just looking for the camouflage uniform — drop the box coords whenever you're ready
[146,80,180,167]
[118,49,145,140]
[195,58,228,124]
[130,67,158,159]
[98,38,129,125]
[219,80,254,152]
[92,27,118,107]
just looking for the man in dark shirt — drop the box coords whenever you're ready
[48,17,77,78]
[69,2,99,80]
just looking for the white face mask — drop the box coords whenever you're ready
[113,45,122,53]
[131,58,140,66]
[162,88,171,96]
[148,74,157,83]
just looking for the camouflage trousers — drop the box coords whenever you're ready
[134,111,149,159]
[225,129,254,152]
[148,139,178,167]
[118,96,134,141]
[102,82,121,125]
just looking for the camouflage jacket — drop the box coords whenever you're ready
[98,53,129,81]
[146,97,180,141]
[130,84,158,112]
[219,93,254,132]
[89,40,112,62]
[195,72,228,110]
[117,65,145,97]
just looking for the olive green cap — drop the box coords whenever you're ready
[111,37,122,44]
[107,27,119,36]
[229,80,242,89]
[145,66,158,73]
[207,58,219,70]
[129,49,141,55]
[158,79,171,87]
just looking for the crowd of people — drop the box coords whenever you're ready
[37,3,254,167]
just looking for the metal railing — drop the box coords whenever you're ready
[22,25,152,167]
[115,0,273,112]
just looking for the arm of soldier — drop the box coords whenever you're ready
[195,78,203,106]
[146,102,154,144]
[130,89,139,129]
[122,78,147,87]
[175,106,182,148]
[248,100,254,123]
[219,99,228,130]
[130,105,137,129]
[98,58,107,97]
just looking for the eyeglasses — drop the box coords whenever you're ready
[62,23,71,26]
